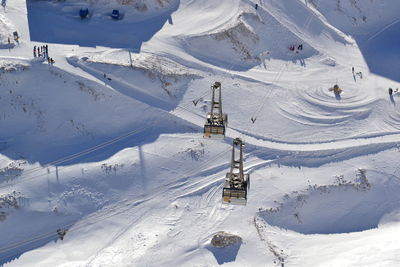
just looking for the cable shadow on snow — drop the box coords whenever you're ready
[0,60,200,166]
[25,0,180,50]
[1,120,201,166]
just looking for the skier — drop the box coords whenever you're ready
[57,229,67,240]
[33,46,36,57]
[352,67,354,74]
[298,44,303,50]
[255,3,258,9]
[389,88,393,95]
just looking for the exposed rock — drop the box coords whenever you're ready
[211,231,242,248]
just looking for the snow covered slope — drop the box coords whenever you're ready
[311,0,400,82]
[0,0,400,266]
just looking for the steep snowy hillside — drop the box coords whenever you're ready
[311,0,400,82]
[0,0,399,266]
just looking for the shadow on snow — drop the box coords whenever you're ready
[206,243,241,265]
[26,0,179,50]
[357,20,400,83]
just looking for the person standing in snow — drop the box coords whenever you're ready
[33,46,36,57]
[352,67,354,74]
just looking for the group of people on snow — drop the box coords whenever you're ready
[289,44,303,53]
[351,67,399,98]
[33,45,48,58]
[352,66,363,80]
[33,45,55,65]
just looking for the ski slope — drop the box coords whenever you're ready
[0,0,400,266]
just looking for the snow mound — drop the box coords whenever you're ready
[184,10,318,70]
[258,169,400,234]
[69,52,202,109]
[184,13,261,70]
[211,231,242,248]
[0,58,29,72]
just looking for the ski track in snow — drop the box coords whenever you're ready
[1,0,400,266]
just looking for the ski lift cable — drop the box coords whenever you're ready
[84,145,233,263]
[0,1,319,256]
[0,103,200,191]
[234,0,319,147]
[1,3,262,257]
[0,149,230,257]
[1,82,212,189]
[7,113,228,229]
[245,0,319,129]
[0,123,154,190]
[0,80,214,191]
[0,134,194,192]
[0,146,232,259]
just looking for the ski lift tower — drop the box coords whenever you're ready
[204,82,228,138]
[222,138,250,205]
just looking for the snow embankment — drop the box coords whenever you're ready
[67,51,202,110]
[182,0,353,70]
[184,10,318,70]
[258,169,400,234]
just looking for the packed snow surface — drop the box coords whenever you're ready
[0,0,400,266]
